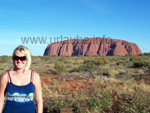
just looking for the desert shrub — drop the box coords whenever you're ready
[32,56,42,63]
[0,65,5,70]
[73,65,83,72]
[88,97,99,109]
[43,98,74,113]
[52,55,57,57]
[102,70,109,76]
[83,57,108,71]
[0,55,10,63]
[143,52,150,56]
[92,57,109,65]
[107,69,119,77]
[108,55,127,63]
[54,61,67,74]
[129,57,134,61]
[84,57,108,66]
[83,62,96,70]
[44,64,53,68]
[85,54,90,57]
[0,64,10,71]
[64,60,71,64]
[125,53,133,56]
[83,59,91,64]
[88,91,113,112]
[116,60,132,66]
[57,57,66,62]
[77,55,83,57]
[133,69,144,74]
[73,62,95,72]
[40,56,52,61]
[92,55,99,57]
[122,90,150,112]
[133,58,150,68]
[72,61,80,65]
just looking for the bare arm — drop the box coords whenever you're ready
[0,72,8,113]
[34,72,43,113]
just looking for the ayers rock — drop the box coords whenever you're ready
[44,38,142,56]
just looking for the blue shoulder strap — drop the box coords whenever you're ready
[8,71,11,83]
[30,70,33,82]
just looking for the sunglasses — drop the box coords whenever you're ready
[13,55,27,61]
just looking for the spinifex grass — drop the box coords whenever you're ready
[0,55,150,112]
[42,76,150,113]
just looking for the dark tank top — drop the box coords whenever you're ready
[3,70,36,113]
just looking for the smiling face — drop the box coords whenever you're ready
[13,50,27,70]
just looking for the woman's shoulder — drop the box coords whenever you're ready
[1,71,9,77]
[31,70,41,84]
[32,70,39,76]
[2,71,9,75]
[0,71,9,83]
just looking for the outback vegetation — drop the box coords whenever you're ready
[0,53,150,113]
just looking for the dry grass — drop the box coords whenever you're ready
[0,55,150,112]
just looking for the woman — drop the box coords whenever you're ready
[0,45,43,113]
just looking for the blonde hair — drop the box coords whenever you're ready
[12,45,31,72]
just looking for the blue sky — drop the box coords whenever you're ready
[0,0,149,56]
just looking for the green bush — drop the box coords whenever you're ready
[88,97,99,109]
[92,58,109,65]
[73,65,83,72]
[84,58,108,66]
[83,62,96,70]
[143,52,150,56]
[122,90,150,112]
[32,56,41,63]
[73,62,95,72]
[54,61,67,74]
[129,57,134,61]
[0,56,10,63]
[116,60,132,66]
[0,64,10,71]
[133,59,150,68]
[88,91,113,111]
[79,57,109,72]
[73,61,97,72]
[107,69,119,77]
[40,56,51,61]
[125,53,133,56]
[43,97,77,113]
[57,57,66,62]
